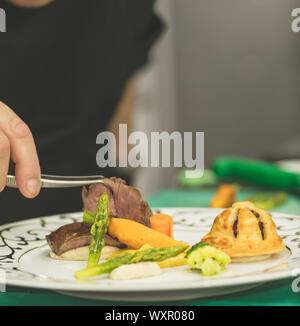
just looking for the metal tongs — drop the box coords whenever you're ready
[6,173,105,188]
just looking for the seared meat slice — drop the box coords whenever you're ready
[82,177,152,226]
[46,177,152,256]
[46,222,125,256]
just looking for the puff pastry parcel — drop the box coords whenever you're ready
[202,201,286,258]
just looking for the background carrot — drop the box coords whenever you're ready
[108,218,188,249]
[150,213,173,237]
[210,184,236,208]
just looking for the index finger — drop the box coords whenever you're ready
[0,101,41,198]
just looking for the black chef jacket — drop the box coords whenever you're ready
[0,0,163,222]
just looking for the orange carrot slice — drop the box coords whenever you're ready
[150,213,173,237]
[108,218,187,249]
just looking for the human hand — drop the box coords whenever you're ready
[0,101,41,198]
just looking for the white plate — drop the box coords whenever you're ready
[0,208,299,302]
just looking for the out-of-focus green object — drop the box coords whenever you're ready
[213,156,300,190]
[247,192,287,210]
[178,169,218,188]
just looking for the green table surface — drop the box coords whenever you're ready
[1,188,300,306]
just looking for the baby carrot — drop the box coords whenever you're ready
[150,213,173,237]
[210,184,236,208]
[108,218,188,249]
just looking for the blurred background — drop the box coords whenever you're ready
[133,0,300,197]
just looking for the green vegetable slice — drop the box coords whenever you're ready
[185,241,230,276]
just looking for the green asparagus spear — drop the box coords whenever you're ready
[247,192,287,210]
[75,245,188,280]
[83,210,95,224]
[87,192,110,267]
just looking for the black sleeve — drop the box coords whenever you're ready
[93,0,165,122]
[127,0,165,76]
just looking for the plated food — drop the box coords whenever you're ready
[202,201,286,259]
[185,242,230,276]
[0,206,295,301]
[46,177,152,258]
[45,179,287,282]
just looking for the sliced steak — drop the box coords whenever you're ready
[46,222,125,256]
[82,177,152,226]
[46,177,152,256]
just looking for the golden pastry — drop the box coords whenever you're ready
[202,201,286,258]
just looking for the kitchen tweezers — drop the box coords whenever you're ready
[6,173,105,188]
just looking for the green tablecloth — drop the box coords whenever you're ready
[1,189,300,306]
